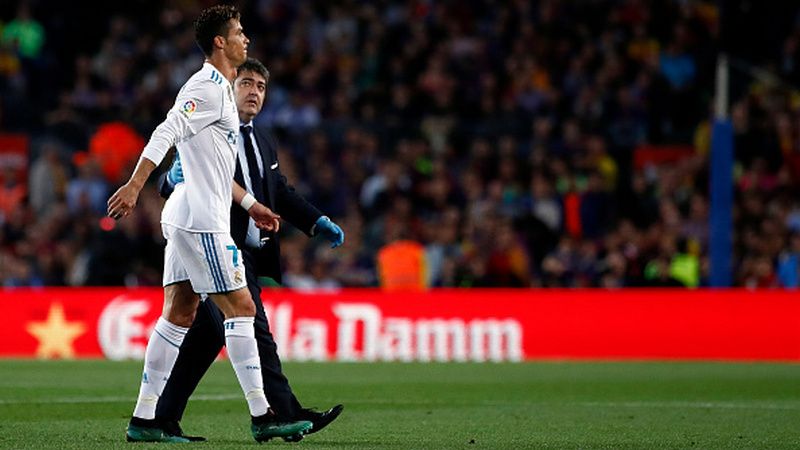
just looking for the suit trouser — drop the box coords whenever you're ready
[156,248,302,421]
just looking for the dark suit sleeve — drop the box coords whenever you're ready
[264,134,324,236]
[157,172,175,199]
[157,150,180,200]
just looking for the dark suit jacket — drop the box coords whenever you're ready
[232,126,322,282]
[159,125,323,283]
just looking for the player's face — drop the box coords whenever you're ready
[235,70,267,121]
[223,19,249,66]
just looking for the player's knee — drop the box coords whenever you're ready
[209,288,256,318]
[165,309,196,327]
[230,287,257,317]
[231,298,256,317]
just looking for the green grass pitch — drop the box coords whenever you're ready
[0,360,798,449]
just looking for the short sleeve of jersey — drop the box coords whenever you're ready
[172,79,223,136]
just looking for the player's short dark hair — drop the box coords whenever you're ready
[194,5,240,56]
[237,58,270,81]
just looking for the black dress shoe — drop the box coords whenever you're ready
[298,404,344,434]
[160,419,207,442]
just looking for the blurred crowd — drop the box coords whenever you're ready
[2,0,800,289]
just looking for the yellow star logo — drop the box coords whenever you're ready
[26,303,87,359]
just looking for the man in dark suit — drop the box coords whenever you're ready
[155,58,344,442]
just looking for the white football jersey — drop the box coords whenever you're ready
[142,62,240,232]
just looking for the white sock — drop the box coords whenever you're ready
[224,317,269,417]
[132,317,188,420]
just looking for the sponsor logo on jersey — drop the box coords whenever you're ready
[227,130,238,145]
[181,99,197,118]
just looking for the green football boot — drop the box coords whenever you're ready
[126,417,191,443]
[251,409,313,443]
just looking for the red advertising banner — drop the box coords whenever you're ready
[0,288,798,361]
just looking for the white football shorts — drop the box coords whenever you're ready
[162,224,247,294]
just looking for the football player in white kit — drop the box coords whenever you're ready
[107,5,312,443]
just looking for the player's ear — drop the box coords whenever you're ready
[213,35,226,50]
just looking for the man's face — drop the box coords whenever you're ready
[234,69,267,121]
[222,19,249,66]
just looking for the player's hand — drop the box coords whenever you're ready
[249,203,280,232]
[315,215,344,248]
[166,152,184,186]
[107,183,141,220]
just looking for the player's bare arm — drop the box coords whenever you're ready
[107,157,158,220]
[232,181,280,232]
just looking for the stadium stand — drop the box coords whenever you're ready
[1,0,800,288]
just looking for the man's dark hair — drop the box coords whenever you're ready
[194,5,240,56]
[237,58,270,80]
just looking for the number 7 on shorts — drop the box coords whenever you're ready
[226,245,240,267]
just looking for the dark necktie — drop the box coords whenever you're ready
[240,125,265,204]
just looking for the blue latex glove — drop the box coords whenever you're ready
[166,152,184,186]
[315,215,344,248]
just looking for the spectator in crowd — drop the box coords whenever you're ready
[2,2,44,60]
[28,142,67,216]
[65,157,109,216]
[0,167,25,220]
[2,1,800,288]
